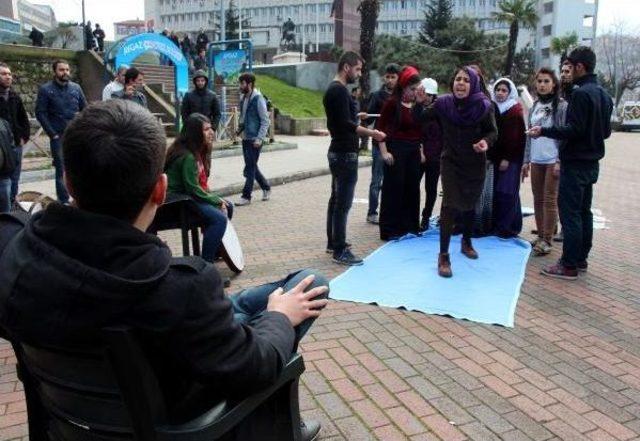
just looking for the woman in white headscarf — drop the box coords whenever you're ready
[491,77,526,238]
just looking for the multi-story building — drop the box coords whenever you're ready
[114,19,150,41]
[0,0,57,33]
[145,0,598,68]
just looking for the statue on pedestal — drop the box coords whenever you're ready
[280,18,296,51]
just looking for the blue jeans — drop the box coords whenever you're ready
[229,268,330,345]
[50,137,69,203]
[326,151,358,254]
[241,140,270,200]
[0,178,10,213]
[368,145,384,216]
[194,200,234,262]
[559,162,599,268]
[10,146,22,203]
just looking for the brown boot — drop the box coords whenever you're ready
[438,253,452,278]
[461,238,478,259]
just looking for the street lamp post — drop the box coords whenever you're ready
[81,0,86,49]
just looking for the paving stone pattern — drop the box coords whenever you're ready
[1,133,639,440]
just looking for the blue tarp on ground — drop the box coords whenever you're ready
[330,231,531,327]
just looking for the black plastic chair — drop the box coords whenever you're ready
[148,193,207,257]
[12,327,306,441]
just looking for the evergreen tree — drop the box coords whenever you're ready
[419,0,453,46]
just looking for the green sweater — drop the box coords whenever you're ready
[165,152,223,207]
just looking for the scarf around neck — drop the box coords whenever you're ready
[434,66,491,126]
[492,77,519,115]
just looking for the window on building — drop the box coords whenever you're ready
[490,0,496,6]
[541,48,550,58]
[543,25,552,36]
[583,15,594,27]
[469,0,475,6]
[480,0,485,5]
[543,2,553,13]
[459,0,466,7]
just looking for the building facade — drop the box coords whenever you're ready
[114,19,150,41]
[0,0,57,33]
[144,0,598,68]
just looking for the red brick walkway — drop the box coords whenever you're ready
[1,132,639,440]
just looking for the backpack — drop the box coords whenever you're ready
[0,119,17,177]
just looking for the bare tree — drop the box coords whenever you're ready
[595,21,640,107]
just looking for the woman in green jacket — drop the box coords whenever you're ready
[165,113,233,262]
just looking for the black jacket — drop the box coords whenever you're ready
[542,74,613,163]
[0,118,17,178]
[0,89,30,146]
[181,72,221,128]
[0,205,296,421]
[366,86,392,147]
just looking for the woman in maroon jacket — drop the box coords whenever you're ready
[377,66,424,240]
[491,78,526,238]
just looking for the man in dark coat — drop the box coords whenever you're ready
[181,70,221,130]
[196,28,209,53]
[0,63,30,204]
[529,46,614,281]
[93,23,106,52]
[0,100,326,440]
[28,27,44,47]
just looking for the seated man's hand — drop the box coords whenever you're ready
[267,275,329,327]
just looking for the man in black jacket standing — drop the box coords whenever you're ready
[364,63,399,225]
[0,100,327,440]
[181,70,221,131]
[528,46,613,280]
[0,63,30,205]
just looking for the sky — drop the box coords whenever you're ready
[39,0,640,40]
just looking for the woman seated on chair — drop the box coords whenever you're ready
[165,113,233,263]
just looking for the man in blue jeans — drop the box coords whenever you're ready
[364,63,399,225]
[323,52,386,265]
[35,60,86,204]
[528,46,613,280]
[0,100,328,440]
[236,73,271,206]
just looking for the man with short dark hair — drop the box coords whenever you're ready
[323,51,386,265]
[35,59,87,203]
[193,48,207,71]
[560,60,575,101]
[111,67,147,108]
[0,62,30,204]
[528,46,613,280]
[0,100,327,440]
[196,28,209,53]
[93,23,106,52]
[365,63,400,225]
[235,72,271,206]
[181,70,221,130]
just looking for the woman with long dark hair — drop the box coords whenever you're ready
[491,77,526,237]
[522,68,567,256]
[165,113,233,263]
[415,66,498,277]
[377,66,424,240]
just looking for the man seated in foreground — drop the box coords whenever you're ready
[0,100,329,440]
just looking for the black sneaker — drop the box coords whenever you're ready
[332,249,363,266]
[326,242,351,254]
[577,260,588,273]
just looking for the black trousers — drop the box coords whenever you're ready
[422,159,441,223]
[558,161,599,268]
[379,142,422,240]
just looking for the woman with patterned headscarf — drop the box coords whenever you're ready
[377,66,424,241]
[415,66,498,278]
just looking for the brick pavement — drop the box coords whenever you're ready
[1,132,639,440]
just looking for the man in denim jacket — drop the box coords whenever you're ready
[235,73,271,206]
[35,60,87,203]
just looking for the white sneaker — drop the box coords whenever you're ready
[262,189,271,201]
[235,197,251,206]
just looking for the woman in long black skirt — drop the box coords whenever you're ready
[377,66,424,241]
